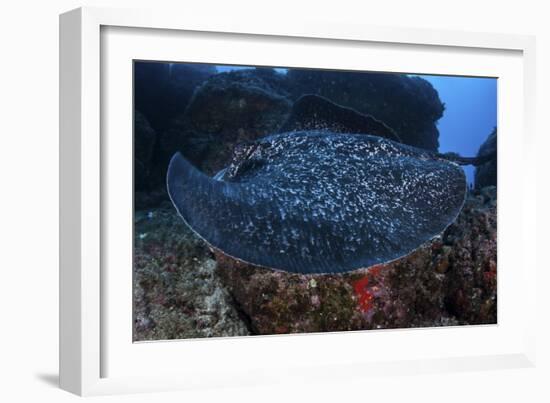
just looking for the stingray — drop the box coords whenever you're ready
[167,95,495,274]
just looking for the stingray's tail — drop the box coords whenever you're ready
[438,151,496,166]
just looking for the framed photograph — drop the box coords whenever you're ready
[60,6,537,396]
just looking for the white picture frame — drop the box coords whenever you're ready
[59,6,537,396]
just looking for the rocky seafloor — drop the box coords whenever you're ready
[133,186,496,340]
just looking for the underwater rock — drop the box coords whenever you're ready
[135,188,170,211]
[216,187,497,334]
[443,185,497,323]
[285,69,444,151]
[176,68,292,174]
[475,128,497,189]
[133,207,249,340]
[134,62,216,134]
[158,116,219,180]
[133,63,216,197]
[134,111,156,192]
[216,254,364,334]
[134,111,173,210]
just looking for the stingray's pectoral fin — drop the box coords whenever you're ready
[167,152,241,246]
[280,94,401,142]
[167,152,288,271]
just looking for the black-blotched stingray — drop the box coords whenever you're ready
[167,95,494,274]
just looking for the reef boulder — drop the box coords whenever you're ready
[475,128,497,189]
[166,68,292,175]
[285,69,444,151]
[133,207,250,340]
[134,62,216,134]
[134,111,156,192]
[133,62,216,199]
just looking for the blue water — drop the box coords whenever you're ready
[418,75,497,185]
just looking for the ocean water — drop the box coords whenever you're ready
[419,75,497,185]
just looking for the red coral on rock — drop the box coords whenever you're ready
[353,276,373,313]
[352,264,387,315]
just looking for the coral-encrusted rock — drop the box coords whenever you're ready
[475,128,497,189]
[133,207,249,340]
[216,254,363,334]
[286,69,444,151]
[216,187,497,334]
[175,68,292,174]
[443,186,497,323]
